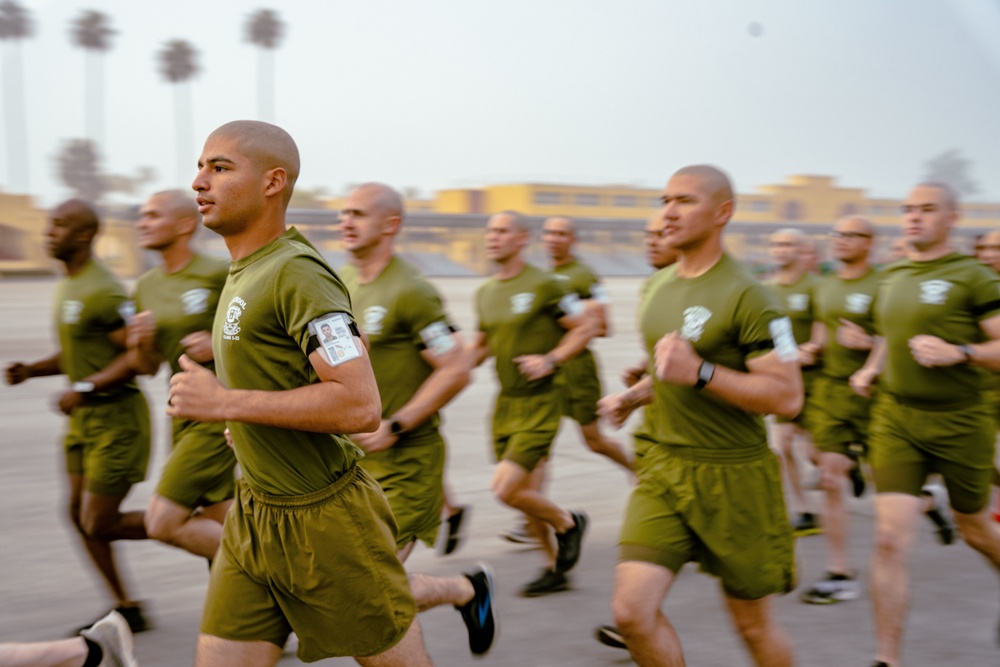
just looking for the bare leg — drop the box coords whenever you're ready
[870,492,924,667]
[194,635,282,667]
[723,594,793,667]
[611,561,684,666]
[819,452,853,574]
[408,572,474,611]
[773,423,807,513]
[953,508,1000,572]
[355,619,433,667]
[0,637,87,667]
[578,420,633,471]
[492,460,573,566]
[145,495,229,560]
[67,476,139,607]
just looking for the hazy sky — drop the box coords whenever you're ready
[2,0,1000,207]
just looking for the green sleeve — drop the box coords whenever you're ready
[275,254,355,357]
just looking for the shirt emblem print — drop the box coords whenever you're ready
[845,293,873,315]
[680,306,713,342]
[786,293,809,311]
[61,300,84,324]
[181,288,211,315]
[918,280,952,305]
[510,292,535,314]
[223,296,246,339]
[363,306,388,335]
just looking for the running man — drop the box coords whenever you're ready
[4,199,151,634]
[469,210,593,597]
[798,216,879,604]
[171,120,431,666]
[768,228,823,536]
[542,216,632,471]
[338,182,495,656]
[851,182,1000,667]
[126,189,236,561]
[594,211,678,651]
[600,165,801,667]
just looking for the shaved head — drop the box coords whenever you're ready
[54,198,100,235]
[773,228,808,245]
[352,182,404,219]
[543,216,575,234]
[208,120,300,205]
[835,215,874,236]
[151,189,199,220]
[673,164,734,206]
[913,181,959,211]
[495,210,528,231]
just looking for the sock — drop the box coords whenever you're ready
[82,637,103,667]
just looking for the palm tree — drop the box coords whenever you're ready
[0,0,32,193]
[244,9,284,122]
[158,39,199,184]
[70,10,115,149]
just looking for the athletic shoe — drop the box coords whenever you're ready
[456,563,497,656]
[594,624,627,649]
[800,572,859,605]
[520,568,569,597]
[74,604,149,637]
[792,512,822,537]
[847,443,867,498]
[922,484,956,545]
[79,610,139,667]
[499,521,540,546]
[870,662,890,667]
[438,505,469,556]
[555,511,588,573]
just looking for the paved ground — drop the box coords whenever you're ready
[1,275,998,666]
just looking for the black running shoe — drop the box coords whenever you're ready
[555,511,588,573]
[520,568,569,597]
[595,624,627,649]
[439,505,469,556]
[792,512,822,537]
[848,464,866,498]
[456,563,497,656]
[73,604,149,636]
[922,484,955,545]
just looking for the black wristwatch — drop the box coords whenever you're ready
[694,361,716,390]
[389,419,407,436]
[958,344,975,364]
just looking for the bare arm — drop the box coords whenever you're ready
[598,374,654,429]
[5,351,61,384]
[907,313,1000,372]
[468,330,492,368]
[167,338,381,434]
[57,328,139,414]
[849,335,885,398]
[514,307,597,381]
[799,320,825,366]
[654,331,803,418]
[352,332,471,453]
[126,311,165,376]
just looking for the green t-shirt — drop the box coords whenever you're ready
[814,268,880,381]
[875,252,1000,404]
[640,254,794,454]
[340,256,456,438]
[552,258,608,304]
[476,263,577,395]
[134,253,229,377]
[213,227,363,496]
[54,259,136,397]
[768,273,818,345]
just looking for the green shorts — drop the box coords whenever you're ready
[632,430,657,475]
[808,375,872,457]
[359,429,445,550]
[201,466,415,661]
[492,389,562,471]
[619,444,795,600]
[561,349,602,425]
[156,419,236,510]
[64,391,151,496]
[869,393,996,514]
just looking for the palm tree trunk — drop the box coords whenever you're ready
[257,48,275,122]
[2,41,29,193]
[85,50,104,149]
[174,82,194,185]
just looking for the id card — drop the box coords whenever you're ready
[309,312,362,366]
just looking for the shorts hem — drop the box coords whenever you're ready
[618,544,685,573]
